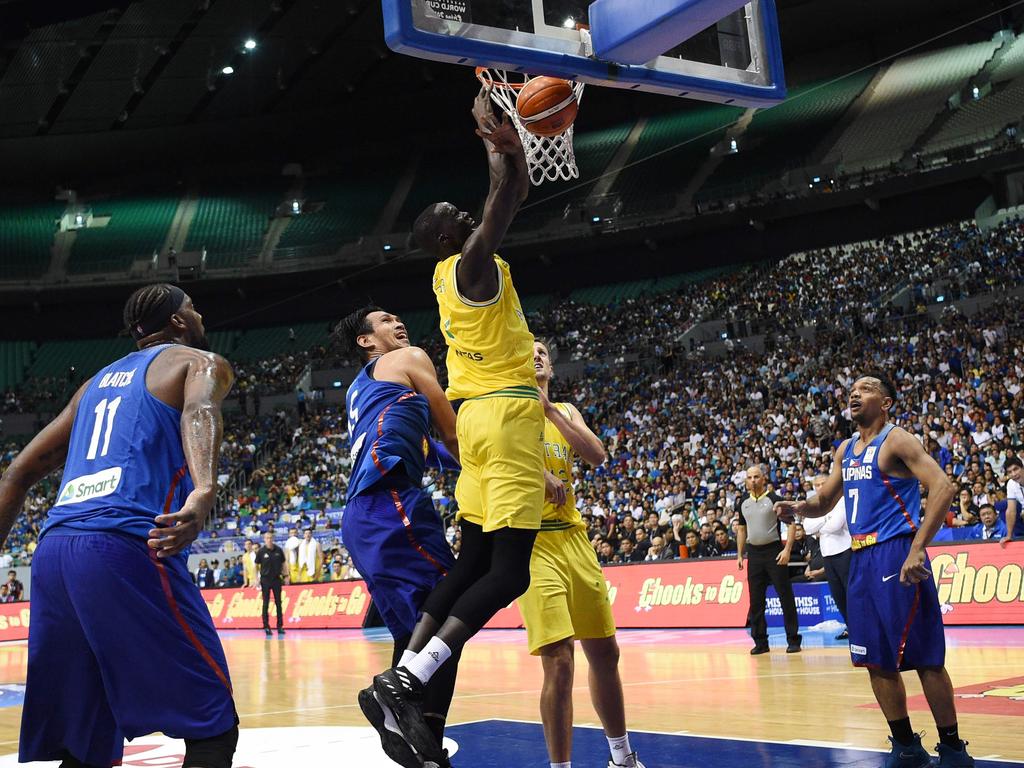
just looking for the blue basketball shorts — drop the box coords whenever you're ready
[342,483,455,638]
[847,535,946,672]
[20,531,237,766]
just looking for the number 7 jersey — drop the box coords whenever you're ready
[841,423,920,550]
[42,344,195,541]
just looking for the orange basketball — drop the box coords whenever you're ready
[515,76,578,138]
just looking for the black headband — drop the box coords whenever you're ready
[131,285,186,340]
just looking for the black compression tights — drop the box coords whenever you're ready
[416,522,537,651]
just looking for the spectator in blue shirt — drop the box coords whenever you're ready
[974,504,1007,540]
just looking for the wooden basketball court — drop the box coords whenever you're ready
[0,626,1020,766]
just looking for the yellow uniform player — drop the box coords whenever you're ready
[364,86,546,767]
[520,340,645,768]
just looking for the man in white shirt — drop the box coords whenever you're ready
[284,527,301,583]
[801,474,853,641]
[1004,456,1023,546]
[296,529,322,583]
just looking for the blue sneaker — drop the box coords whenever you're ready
[936,742,974,768]
[884,734,932,768]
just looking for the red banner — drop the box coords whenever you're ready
[0,603,30,642]
[930,541,1024,625]
[486,558,751,629]
[201,581,371,630]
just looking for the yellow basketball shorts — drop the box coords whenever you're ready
[518,526,617,655]
[455,394,545,532]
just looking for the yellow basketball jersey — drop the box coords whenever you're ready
[541,403,585,531]
[432,254,536,401]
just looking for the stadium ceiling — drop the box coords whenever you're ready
[0,0,1020,141]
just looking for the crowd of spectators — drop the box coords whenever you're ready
[0,216,1021,574]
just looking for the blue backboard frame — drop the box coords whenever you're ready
[381,0,786,107]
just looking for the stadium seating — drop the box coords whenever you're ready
[0,203,62,280]
[991,34,1024,82]
[923,79,1024,155]
[613,104,745,215]
[185,190,282,267]
[68,197,178,274]
[276,172,397,257]
[698,69,876,200]
[0,341,35,390]
[824,41,999,171]
[230,322,330,361]
[27,337,135,380]
[396,139,489,230]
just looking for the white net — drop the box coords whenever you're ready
[476,67,586,186]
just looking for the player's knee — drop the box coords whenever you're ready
[540,640,575,686]
[583,636,620,669]
[183,724,239,768]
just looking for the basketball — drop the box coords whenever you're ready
[516,76,578,137]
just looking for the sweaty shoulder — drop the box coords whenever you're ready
[146,346,233,410]
[374,346,431,384]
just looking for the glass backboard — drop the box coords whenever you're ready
[382,0,785,106]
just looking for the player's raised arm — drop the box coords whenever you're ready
[886,427,956,584]
[775,441,848,522]
[458,86,530,302]
[148,351,234,558]
[0,382,88,549]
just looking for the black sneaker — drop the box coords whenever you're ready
[357,686,421,768]
[750,645,770,655]
[277,628,286,636]
[264,628,272,638]
[424,749,452,768]
[835,629,849,640]
[373,667,444,764]
[786,643,801,653]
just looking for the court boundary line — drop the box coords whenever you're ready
[444,718,1024,764]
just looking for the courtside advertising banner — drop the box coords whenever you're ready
[200,581,371,629]
[0,541,1019,641]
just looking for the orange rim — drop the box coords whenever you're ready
[475,66,524,90]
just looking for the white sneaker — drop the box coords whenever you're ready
[608,752,646,768]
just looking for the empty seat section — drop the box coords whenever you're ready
[28,338,135,380]
[277,167,397,257]
[68,197,178,274]
[613,105,744,216]
[0,203,62,280]
[397,139,488,230]
[185,190,281,267]
[699,69,875,200]
[924,79,1024,154]
[825,41,999,171]
[0,341,35,390]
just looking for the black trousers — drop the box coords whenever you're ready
[747,541,800,646]
[823,548,852,623]
[262,581,283,629]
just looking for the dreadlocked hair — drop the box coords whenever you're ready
[123,284,175,337]
[331,305,383,361]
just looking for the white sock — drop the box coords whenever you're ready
[551,762,572,768]
[399,649,417,667]
[608,734,632,766]
[404,636,452,684]
[373,691,402,736]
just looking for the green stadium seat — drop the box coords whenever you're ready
[0,203,63,280]
[185,190,282,268]
[68,197,179,274]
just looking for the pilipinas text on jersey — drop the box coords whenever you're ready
[345,359,433,500]
[43,344,195,541]
[841,424,920,550]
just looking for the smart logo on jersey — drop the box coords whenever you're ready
[55,467,122,507]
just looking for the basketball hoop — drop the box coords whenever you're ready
[475,67,585,186]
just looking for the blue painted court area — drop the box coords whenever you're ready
[444,720,1024,768]
[0,685,25,708]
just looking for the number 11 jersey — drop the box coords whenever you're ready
[42,343,195,540]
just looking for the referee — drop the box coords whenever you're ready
[736,464,801,655]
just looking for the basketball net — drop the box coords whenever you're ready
[476,67,585,186]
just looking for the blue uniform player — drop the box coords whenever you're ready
[334,306,460,768]
[0,284,238,768]
[777,372,974,768]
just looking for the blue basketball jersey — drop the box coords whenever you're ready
[841,423,920,550]
[42,344,195,540]
[345,359,433,500]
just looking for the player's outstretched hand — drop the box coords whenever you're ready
[148,488,216,558]
[472,85,522,154]
[543,470,567,508]
[899,547,931,586]
[774,500,802,524]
